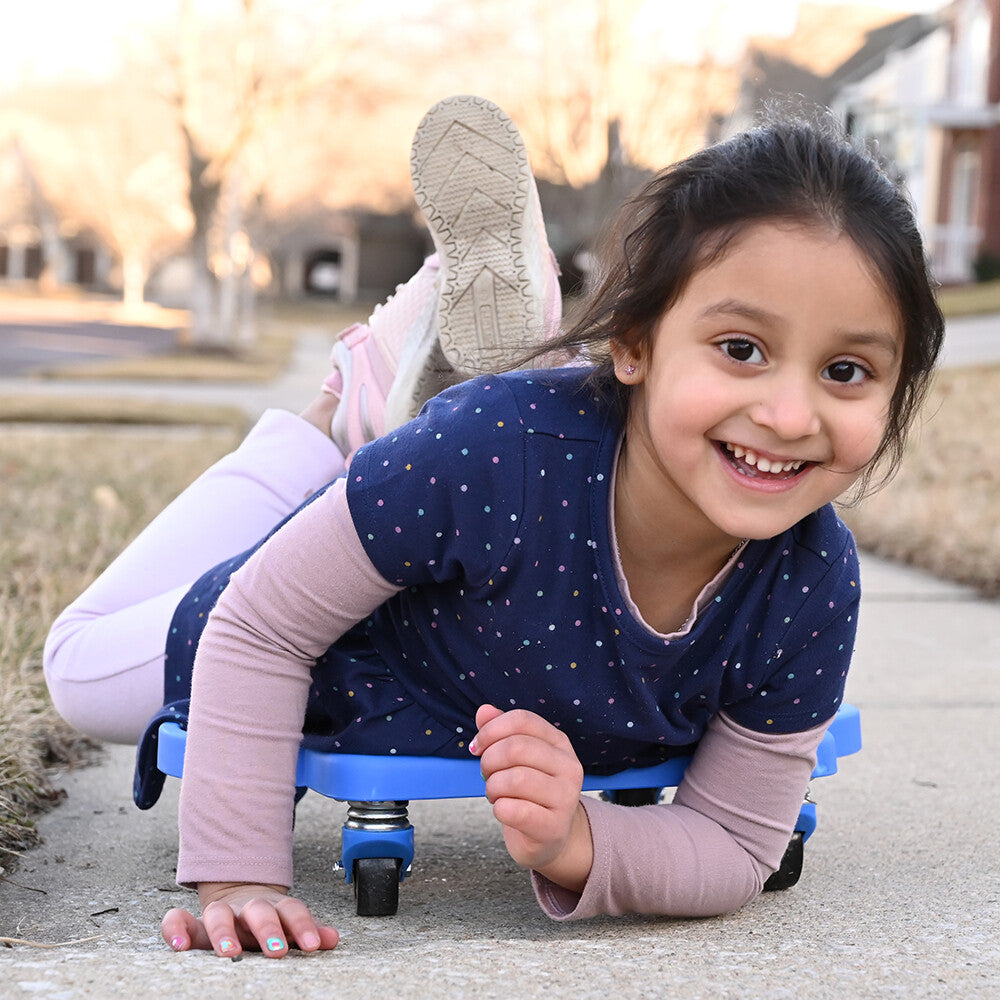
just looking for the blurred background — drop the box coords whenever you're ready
[0,0,988,355]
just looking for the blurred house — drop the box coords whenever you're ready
[262,207,427,305]
[834,0,1000,283]
[0,86,427,307]
[716,0,1000,285]
[149,208,427,308]
[0,138,111,290]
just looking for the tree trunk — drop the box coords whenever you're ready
[121,252,147,307]
[185,137,224,348]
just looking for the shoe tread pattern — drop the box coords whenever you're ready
[410,95,544,375]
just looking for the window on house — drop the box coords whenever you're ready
[24,244,43,280]
[953,0,991,105]
[75,248,96,285]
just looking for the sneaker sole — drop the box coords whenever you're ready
[410,95,547,376]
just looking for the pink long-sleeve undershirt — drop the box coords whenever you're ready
[177,475,825,917]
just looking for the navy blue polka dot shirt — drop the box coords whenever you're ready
[344,369,859,770]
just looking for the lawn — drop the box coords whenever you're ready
[0,425,241,864]
[843,364,1000,595]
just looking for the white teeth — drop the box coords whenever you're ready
[726,443,805,475]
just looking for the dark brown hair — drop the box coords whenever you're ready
[531,110,944,494]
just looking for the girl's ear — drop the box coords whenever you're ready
[610,337,646,385]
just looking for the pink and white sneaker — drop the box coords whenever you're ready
[410,94,562,377]
[323,94,563,457]
[322,254,451,457]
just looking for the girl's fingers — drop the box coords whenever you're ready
[473,708,570,755]
[490,793,557,839]
[271,896,339,953]
[474,704,505,731]
[480,735,583,791]
[201,899,248,958]
[161,908,213,952]
[483,763,563,805]
[236,897,295,957]
[164,895,338,958]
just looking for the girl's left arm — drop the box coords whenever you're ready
[527,710,826,920]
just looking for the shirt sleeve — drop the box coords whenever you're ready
[531,710,825,919]
[176,477,401,888]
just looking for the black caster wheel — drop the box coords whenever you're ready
[602,787,662,806]
[353,857,402,916]
[763,831,804,892]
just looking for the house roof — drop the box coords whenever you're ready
[828,13,941,89]
[738,8,942,110]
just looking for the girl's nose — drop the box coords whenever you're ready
[749,374,822,441]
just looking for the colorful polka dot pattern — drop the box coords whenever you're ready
[137,369,860,797]
[335,370,860,767]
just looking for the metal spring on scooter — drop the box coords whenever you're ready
[345,800,411,831]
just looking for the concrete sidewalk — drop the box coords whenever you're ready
[0,323,336,422]
[2,555,996,999]
[2,321,998,998]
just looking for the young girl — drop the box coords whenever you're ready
[51,100,944,960]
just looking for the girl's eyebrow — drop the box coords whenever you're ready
[840,330,900,359]
[699,298,778,325]
[700,299,900,358]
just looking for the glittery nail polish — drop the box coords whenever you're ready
[170,936,185,951]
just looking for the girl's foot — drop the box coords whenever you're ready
[321,254,451,455]
[410,94,562,376]
[322,94,562,458]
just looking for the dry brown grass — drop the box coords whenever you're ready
[0,425,240,862]
[0,395,249,429]
[843,364,1000,596]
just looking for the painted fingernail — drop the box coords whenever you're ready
[469,737,479,755]
[170,936,185,951]
[219,938,237,954]
[266,937,285,952]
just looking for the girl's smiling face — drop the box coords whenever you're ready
[615,220,904,546]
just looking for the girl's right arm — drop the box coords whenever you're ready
[164,476,402,957]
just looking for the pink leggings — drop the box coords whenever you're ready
[43,410,346,744]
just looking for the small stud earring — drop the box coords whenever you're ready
[624,364,636,376]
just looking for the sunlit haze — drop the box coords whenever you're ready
[1,0,943,89]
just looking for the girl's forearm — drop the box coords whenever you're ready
[177,479,401,887]
[532,712,826,920]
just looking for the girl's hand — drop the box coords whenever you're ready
[161,882,339,959]
[471,705,593,893]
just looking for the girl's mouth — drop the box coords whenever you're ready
[720,442,810,481]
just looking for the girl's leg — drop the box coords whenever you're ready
[43,408,345,744]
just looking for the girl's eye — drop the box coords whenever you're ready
[824,360,869,385]
[721,339,763,364]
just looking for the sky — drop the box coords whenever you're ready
[0,0,945,90]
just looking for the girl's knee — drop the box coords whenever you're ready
[42,617,163,745]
